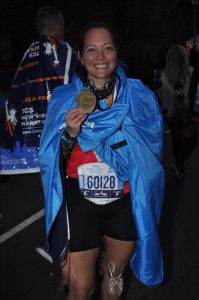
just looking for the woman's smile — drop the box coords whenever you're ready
[94,64,107,69]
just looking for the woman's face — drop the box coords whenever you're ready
[80,27,117,88]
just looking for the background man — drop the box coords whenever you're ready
[0,5,77,174]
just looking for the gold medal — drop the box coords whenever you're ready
[76,89,96,113]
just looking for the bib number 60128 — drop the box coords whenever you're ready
[87,175,116,189]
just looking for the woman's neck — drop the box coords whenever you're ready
[87,74,116,100]
[88,78,111,90]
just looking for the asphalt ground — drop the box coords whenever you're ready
[0,121,199,300]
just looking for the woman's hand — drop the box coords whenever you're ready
[65,108,87,137]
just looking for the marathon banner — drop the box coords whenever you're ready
[0,35,75,174]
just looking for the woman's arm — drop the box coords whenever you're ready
[61,107,87,159]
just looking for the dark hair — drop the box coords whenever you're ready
[35,6,64,36]
[166,44,190,83]
[78,21,119,55]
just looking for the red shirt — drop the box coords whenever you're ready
[67,143,130,194]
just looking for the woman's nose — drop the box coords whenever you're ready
[97,49,104,59]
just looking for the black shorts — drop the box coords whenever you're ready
[66,178,137,252]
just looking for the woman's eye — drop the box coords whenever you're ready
[87,48,95,53]
[104,46,114,52]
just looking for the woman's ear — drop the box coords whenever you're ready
[77,51,84,65]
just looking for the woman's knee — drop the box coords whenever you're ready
[102,260,125,297]
[69,272,95,299]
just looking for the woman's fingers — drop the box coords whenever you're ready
[65,108,87,137]
[67,108,85,119]
[66,109,87,126]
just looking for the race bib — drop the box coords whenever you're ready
[77,163,124,205]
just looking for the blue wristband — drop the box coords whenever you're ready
[61,131,76,145]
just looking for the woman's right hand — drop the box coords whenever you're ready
[65,108,87,137]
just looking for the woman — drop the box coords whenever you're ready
[39,22,165,300]
[159,44,197,180]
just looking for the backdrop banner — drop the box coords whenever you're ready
[0,35,74,174]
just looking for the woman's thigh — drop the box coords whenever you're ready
[66,180,102,251]
[103,193,137,242]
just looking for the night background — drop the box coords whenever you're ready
[1,2,199,300]
[0,0,198,89]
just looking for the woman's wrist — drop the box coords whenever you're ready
[61,130,77,159]
[66,127,79,138]
[62,130,77,143]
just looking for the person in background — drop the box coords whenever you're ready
[188,46,199,116]
[39,22,165,300]
[0,5,77,174]
[159,44,197,180]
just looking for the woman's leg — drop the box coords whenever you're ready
[64,180,102,299]
[63,247,99,300]
[101,236,135,300]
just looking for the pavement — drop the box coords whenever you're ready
[0,122,199,300]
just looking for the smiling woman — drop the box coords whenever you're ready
[39,21,165,300]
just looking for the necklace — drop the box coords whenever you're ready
[87,73,116,100]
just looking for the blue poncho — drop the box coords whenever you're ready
[39,66,165,287]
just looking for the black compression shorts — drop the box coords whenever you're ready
[66,178,137,252]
